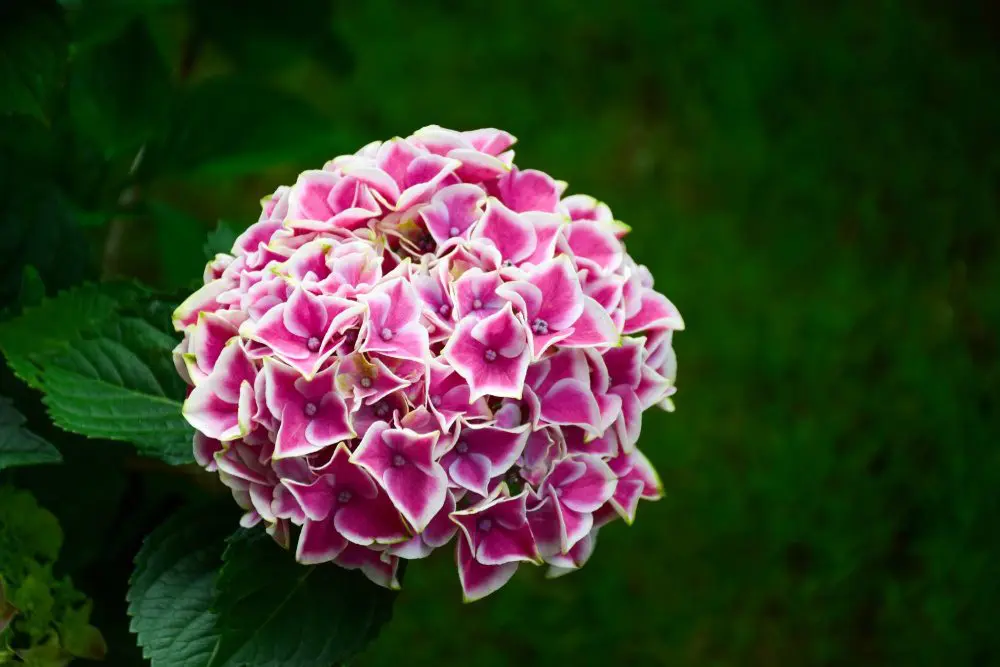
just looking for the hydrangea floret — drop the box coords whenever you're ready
[175,126,683,601]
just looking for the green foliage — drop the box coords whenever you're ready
[0,399,61,471]
[0,487,106,664]
[0,284,193,465]
[210,528,397,667]
[128,506,232,667]
[129,516,398,667]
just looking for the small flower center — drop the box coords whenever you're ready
[456,440,468,454]
[359,377,373,389]
[392,454,406,467]
[375,403,389,417]
[449,226,460,237]
[438,303,451,316]
[303,402,318,417]
[472,298,483,310]
[502,260,514,268]
[430,395,442,407]
[338,490,352,504]
[477,518,492,532]
[306,336,321,352]
[531,318,549,335]
[380,327,394,341]
[484,349,497,362]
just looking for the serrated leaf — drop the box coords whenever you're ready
[0,1,67,120]
[128,505,235,667]
[0,282,139,388]
[0,283,194,465]
[0,398,61,471]
[209,528,397,667]
[41,336,193,465]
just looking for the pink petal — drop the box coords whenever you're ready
[456,539,518,602]
[539,378,602,434]
[497,168,560,213]
[441,305,530,402]
[562,220,623,273]
[296,518,349,564]
[623,290,685,334]
[529,256,585,330]
[473,197,537,264]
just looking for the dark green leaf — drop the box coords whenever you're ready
[203,221,239,260]
[209,528,398,667]
[0,1,67,120]
[0,282,133,389]
[0,283,193,465]
[128,505,235,667]
[0,399,61,471]
[0,182,93,310]
[16,266,46,312]
[141,77,346,179]
[68,18,172,159]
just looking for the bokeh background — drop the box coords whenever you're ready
[2,1,998,665]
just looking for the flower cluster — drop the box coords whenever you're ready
[174,126,683,601]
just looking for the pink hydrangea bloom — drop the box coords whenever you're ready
[176,126,683,601]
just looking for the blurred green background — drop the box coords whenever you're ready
[2,0,999,665]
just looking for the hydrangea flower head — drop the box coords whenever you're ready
[176,126,683,601]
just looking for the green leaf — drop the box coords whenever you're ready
[0,1,67,120]
[0,282,138,389]
[0,283,194,465]
[0,398,62,471]
[128,505,234,667]
[209,528,397,667]
[141,77,346,179]
[203,221,240,260]
[40,325,193,465]
[17,266,46,311]
[68,17,172,158]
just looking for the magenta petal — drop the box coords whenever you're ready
[561,296,619,348]
[296,518,348,564]
[530,257,585,330]
[382,463,448,534]
[283,477,334,521]
[552,496,593,553]
[497,167,560,213]
[563,220,623,273]
[441,305,531,402]
[623,289,685,334]
[557,455,617,514]
[334,544,401,590]
[352,424,448,532]
[473,197,537,264]
[603,338,644,389]
[538,378,602,433]
[457,539,518,602]
[610,479,644,524]
[449,454,492,496]
[420,183,486,246]
[334,492,409,546]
